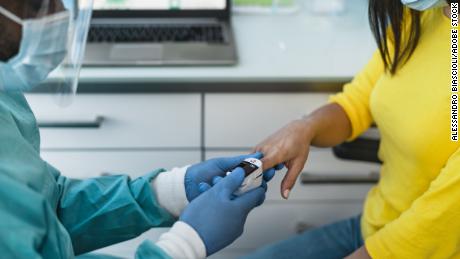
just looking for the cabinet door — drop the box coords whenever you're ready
[205,93,329,148]
[26,94,201,149]
[42,151,201,179]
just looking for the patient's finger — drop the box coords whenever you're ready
[280,158,305,199]
[261,149,285,170]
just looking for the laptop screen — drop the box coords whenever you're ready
[93,0,227,11]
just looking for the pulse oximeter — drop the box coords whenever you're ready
[227,158,263,196]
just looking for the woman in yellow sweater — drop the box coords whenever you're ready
[245,0,457,258]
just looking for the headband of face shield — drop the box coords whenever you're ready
[0,0,93,106]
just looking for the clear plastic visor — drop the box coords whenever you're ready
[0,0,93,106]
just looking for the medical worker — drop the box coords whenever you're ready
[245,0,458,258]
[0,0,282,258]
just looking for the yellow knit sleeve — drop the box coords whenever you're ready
[365,147,460,258]
[329,50,385,140]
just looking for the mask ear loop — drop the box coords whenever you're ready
[0,0,53,24]
[0,6,24,25]
[35,0,52,19]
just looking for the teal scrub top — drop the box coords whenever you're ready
[0,92,175,258]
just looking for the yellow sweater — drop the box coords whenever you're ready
[330,8,459,258]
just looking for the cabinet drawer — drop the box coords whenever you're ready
[206,150,379,201]
[205,93,329,148]
[225,202,363,251]
[26,94,201,149]
[42,151,200,179]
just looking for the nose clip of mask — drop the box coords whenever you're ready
[226,158,263,196]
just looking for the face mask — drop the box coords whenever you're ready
[0,6,70,91]
[401,0,447,11]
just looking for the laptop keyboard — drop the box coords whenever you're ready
[88,24,225,43]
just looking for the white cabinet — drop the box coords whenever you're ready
[27,93,202,258]
[27,92,379,258]
[26,94,201,149]
[205,93,329,148]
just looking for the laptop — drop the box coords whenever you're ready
[83,0,237,66]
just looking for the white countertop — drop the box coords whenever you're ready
[75,0,375,84]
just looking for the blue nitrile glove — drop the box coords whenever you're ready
[180,167,266,256]
[184,152,264,201]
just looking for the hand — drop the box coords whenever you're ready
[254,119,314,199]
[184,153,281,201]
[180,167,266,256]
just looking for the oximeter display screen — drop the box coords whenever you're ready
[238,161,259,177]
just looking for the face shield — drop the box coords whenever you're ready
[0,0,93,106]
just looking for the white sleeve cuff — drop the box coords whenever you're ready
[156,221,207,259]
[150,166,190,217]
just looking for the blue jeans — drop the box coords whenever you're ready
[243,215,363,259]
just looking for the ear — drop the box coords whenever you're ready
[0,18,21,61]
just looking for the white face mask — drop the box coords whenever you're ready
[0,6,70,91]
[401,0,447,11]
